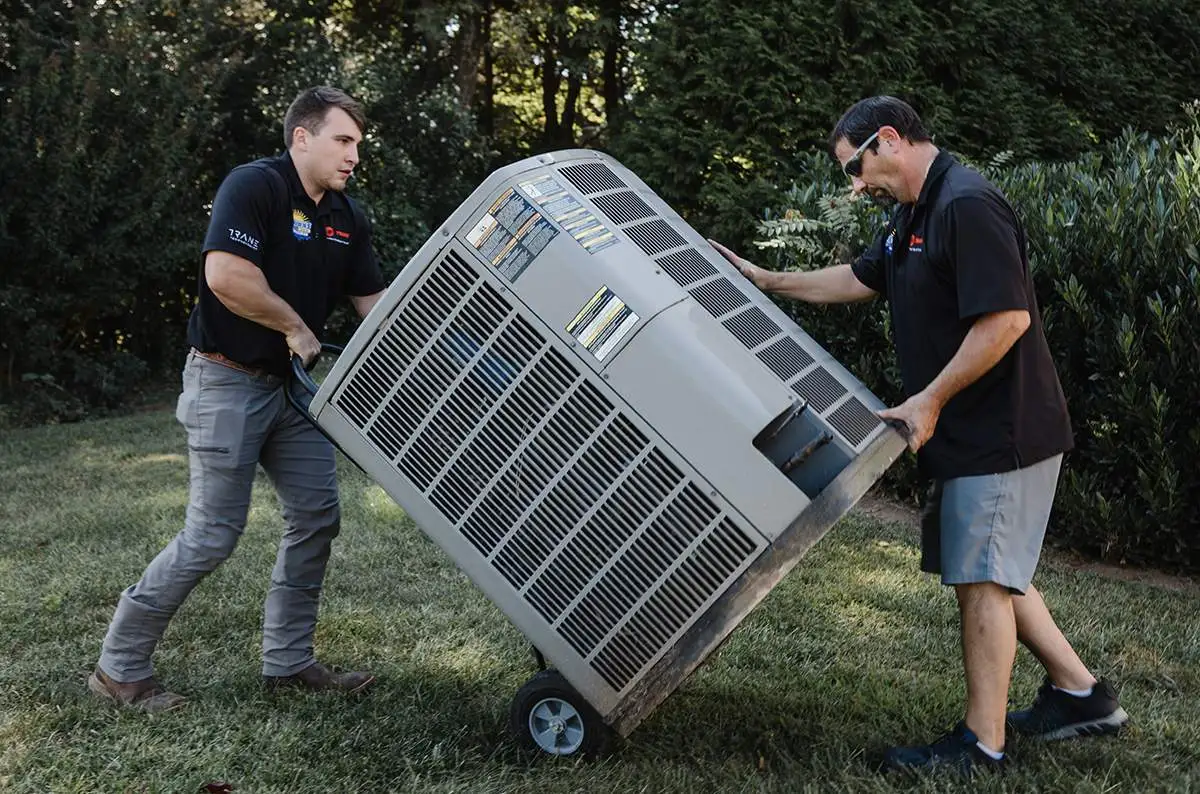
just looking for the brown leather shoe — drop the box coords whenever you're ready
[263,662,375,694]
[88,668,187,713]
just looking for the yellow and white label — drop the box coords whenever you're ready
[566,286,639,362]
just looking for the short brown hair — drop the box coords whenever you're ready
[283,86,366,149]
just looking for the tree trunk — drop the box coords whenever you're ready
[600,0,624,136]
[541,38,562,148]
[481,1,495,138]
[452,5,483,109]
[559,73,582,147]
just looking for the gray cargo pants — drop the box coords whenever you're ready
[98,351,340,680]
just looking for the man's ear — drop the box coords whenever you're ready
[878,125,903,149]
[292,126,308,152]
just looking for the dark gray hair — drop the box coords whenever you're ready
[829,95,932,157]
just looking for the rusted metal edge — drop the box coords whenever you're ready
[606,427,908,736]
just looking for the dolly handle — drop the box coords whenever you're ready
[284,342,365,474]
[289,343,345,399]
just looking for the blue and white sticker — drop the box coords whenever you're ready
[292,209,312,241]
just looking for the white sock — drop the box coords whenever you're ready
[1053,683,1094,698]
[975,741,1005,760]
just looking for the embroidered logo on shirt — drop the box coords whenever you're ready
[909,234,924,253]
[324,226,352,246]
[292,209,312,241]
[228,228,260,251]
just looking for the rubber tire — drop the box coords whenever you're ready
[508,669,615,760]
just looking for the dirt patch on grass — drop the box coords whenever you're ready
[1052,550,1198,594]
[853,492,921,527]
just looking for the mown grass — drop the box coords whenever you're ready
[1,410,1197,793]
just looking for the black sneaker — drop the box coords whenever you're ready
[1007,677,1129,741]
[881,722,1006,775]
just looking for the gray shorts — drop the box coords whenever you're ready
[920,454,1063,594]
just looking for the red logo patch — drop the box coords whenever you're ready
[324,226,352,244]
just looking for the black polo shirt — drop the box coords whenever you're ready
[851,151,1073,479]
[187,152,385,376]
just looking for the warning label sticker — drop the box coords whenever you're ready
[566,286,639,362]
[519,174,619,254]
[466,187,559,281]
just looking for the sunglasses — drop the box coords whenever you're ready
[843,130,881,178]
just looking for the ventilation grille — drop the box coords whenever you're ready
[626,219,687,256]
[658,248,718,286]
[559,162,627,194]
[591,190,656,225]
[826,396,884,448]
[723,307,778,350]
[333,249,765,693]
[655,253,883,449]
[689,278,749,317]
[791,367,847,413]
[756,337,815,381]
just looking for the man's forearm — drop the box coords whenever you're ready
[707,240,875,304]
[762,263,876,304]
[205,255,305,336]
[924,310,1031,407]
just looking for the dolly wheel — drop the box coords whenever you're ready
[508,669,614,759]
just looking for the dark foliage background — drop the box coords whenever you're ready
[1,0,1196,567]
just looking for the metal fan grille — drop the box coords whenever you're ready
[333,248,766,693]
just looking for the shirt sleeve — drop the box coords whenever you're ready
[201,166,276,266]
[343,205,386,297]
[944,195,1030,319]
[850,230,888,296]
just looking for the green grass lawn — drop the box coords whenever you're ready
[1,410,1197,793]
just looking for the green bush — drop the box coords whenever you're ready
[0,2,484,424]
[758,114,1200,571]
[0,3,224,423]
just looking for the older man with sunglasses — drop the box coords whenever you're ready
[710,95,1127,774]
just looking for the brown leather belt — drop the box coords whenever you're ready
[191,348,272,378]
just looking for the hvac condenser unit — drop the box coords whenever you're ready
[303,150,906,757]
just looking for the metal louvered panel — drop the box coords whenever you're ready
[651,247,876,451]
[332,248,765,695]
[756,337,815,381]
[559,162,627,194]
[591,190,656,225]
[626,219,688,256]
[791,367,847,412]
[722,306,782,350]
[592,514,756,688]
[826,396,884,447]
[657,248,717,286]
[689,277,749,317]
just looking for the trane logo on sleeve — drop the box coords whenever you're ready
[228,228,260,251]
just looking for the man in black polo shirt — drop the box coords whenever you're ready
[711,96,1127,772]
[89,86,386,711]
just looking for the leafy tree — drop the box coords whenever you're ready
[612,0,1200,250]
[0,0,228,418]
[0,0,483,421]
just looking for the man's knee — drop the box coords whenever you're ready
[283,501,341,537]
[954,581,1012,608]
[177,520,244,572]
[278,483,339,529]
